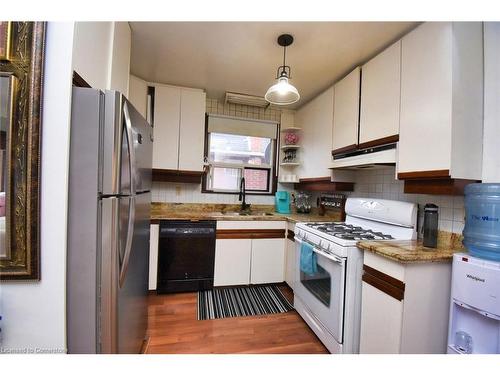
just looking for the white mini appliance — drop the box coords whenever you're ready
[447,253,500,354]
[294,198,417,353]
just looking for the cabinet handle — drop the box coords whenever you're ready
[361,271,405,301]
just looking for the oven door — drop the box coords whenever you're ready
[294,237,346,344]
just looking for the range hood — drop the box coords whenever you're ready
[330,143,397,170]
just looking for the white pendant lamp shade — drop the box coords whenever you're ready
[265,34,300,106]
[265,76,300,105]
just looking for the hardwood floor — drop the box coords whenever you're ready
[145,285,329,354]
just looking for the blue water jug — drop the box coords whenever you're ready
[463,183,500,261]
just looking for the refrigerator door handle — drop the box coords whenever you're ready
[119,196,135,288]
[123,101,136,196]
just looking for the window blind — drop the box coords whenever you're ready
[207,114,278,139]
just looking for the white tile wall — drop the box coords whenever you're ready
[151,98,284,205]
[154,100,466,234]
[152,181,277,205]
[339,167,465,235]
[205,98,282,122]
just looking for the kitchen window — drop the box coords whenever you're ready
[203,115,278,194]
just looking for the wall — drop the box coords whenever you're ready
[482,22,500,183]
[72,22,131,95]
[152,98,285,205]
[0,22,74,352]
[309,167,464,235]
[108,22,131,96]
[72,22,113,89]
[349,167,465,234]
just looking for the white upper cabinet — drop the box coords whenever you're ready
[295,86,334,179]
[398,22,483,179]
[178,89,206,171]
[152,85,206,171]
[359,41,401,145]
[128,75,148,119]
[332,67,361,152]
[153,85,181,170]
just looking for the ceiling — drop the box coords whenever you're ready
[129,22,418,109]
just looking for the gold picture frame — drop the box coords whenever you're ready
[0,22,12,61]
[0,73,17,261]
[0,22,45,280]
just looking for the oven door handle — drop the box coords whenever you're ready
[312,247,345,264]
[295,236,345,265]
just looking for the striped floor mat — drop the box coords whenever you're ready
[197,285,294,320]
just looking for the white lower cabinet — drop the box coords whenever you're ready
[214,239,252,287]
[360,282,404,353]
[359,251,452,354]
[250,239,285,284]
[284,222,296,290]
[214,221,286,287]
[284,238,295,290]
[149,224,159,290]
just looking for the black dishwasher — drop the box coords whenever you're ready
[157,220,216,294]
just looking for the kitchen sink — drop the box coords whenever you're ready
[221,211,274,217]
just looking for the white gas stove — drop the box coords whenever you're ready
[293,198,417,354]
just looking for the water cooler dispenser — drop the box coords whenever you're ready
[447,253,500,354]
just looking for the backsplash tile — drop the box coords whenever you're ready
[341,167,465,235]
[205,98,281,122]
[154,107,465,236]
[152,181,276,205]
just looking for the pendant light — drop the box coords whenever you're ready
[265,34,300,105]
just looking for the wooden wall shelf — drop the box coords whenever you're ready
[397,170,479,195]
[294,176,354,192]
[152,169,204,183]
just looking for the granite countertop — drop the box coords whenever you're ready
[151,202,342,224]
[357,231,464,264]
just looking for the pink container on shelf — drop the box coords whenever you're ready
[284,132,299,145]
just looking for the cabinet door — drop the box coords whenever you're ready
[359,281,404,354]
[398,22,452,174]
[128,75,148,119]
[250,238,285,284]
[152,86,181,170]
[214,239,252,286]
[295,86,334,179]
[284,239,295,290]
[148,224,159,290]
[359,41,401,145]
[332,67,360,152]
[178,89,206,171]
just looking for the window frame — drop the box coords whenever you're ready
[201,114,279,196]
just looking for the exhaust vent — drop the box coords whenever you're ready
[225,92,269,108]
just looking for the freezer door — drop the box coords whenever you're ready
[117,192,151,353]
[102,91,152,196]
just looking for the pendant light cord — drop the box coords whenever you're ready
[282,45,287,71]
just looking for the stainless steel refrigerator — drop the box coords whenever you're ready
[67,88,153,353]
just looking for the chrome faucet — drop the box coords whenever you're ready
[239,177,250,211]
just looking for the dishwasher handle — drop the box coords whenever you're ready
[160,227,215,236]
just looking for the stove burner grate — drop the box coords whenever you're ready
[305,222,394,241]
